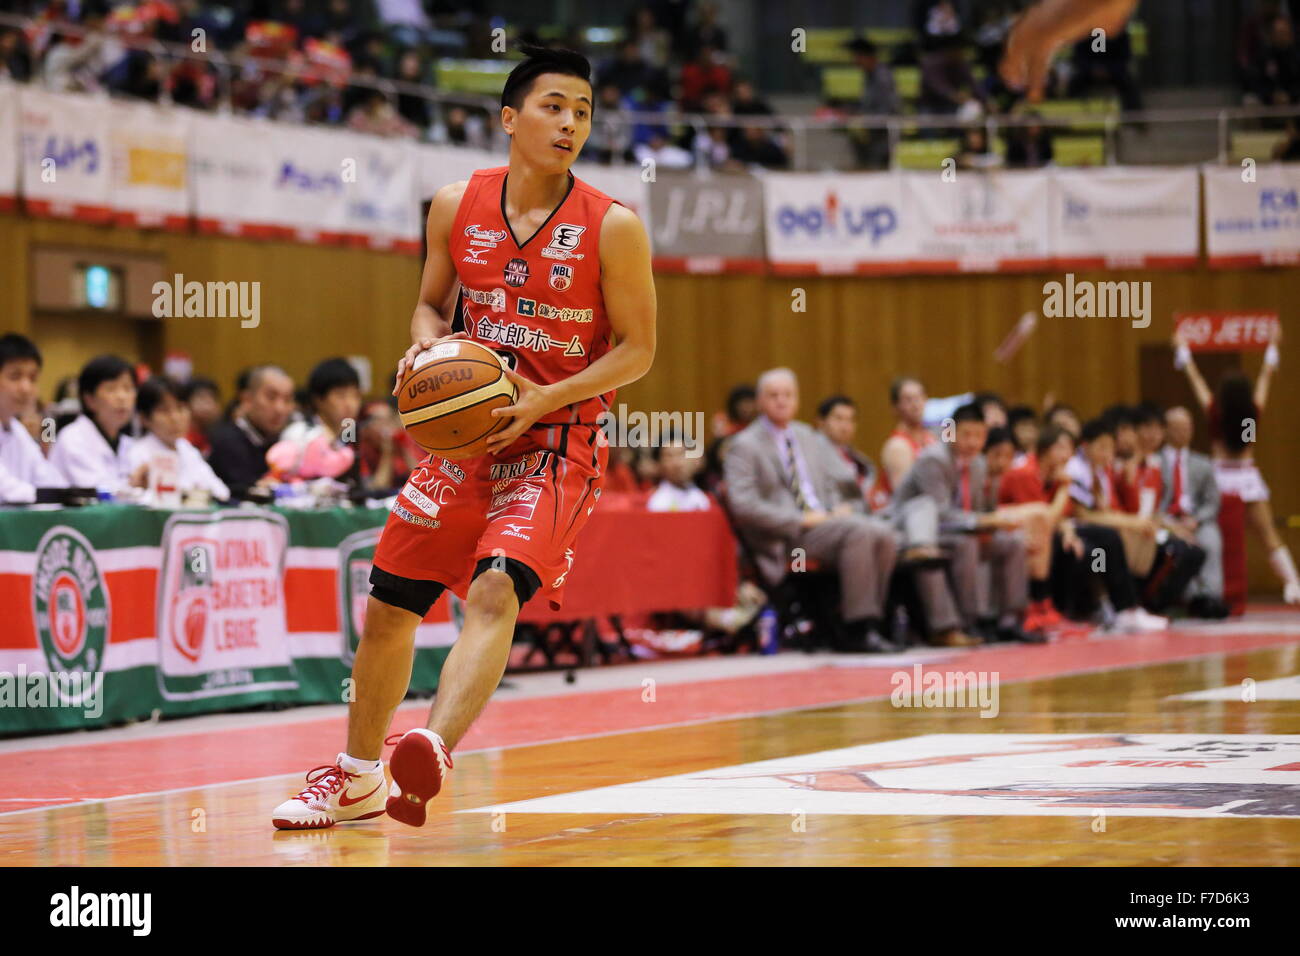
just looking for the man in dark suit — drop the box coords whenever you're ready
[1162,406,1227,618]
[208,365,296,498]
[724,368,900,652]
[890,402,1036,645]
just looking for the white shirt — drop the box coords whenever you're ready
[647,480,712,513]
[0,417,66,503]
[48,415,136,494]
[126,431,230,501]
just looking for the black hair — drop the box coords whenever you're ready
[983,426,1014,451]
[973,391,1006,413]
[1102,403,1138,430]
[1218,370,1258,454]
[0,333,41,370]
[817,394,856,419]
[1080,416,1115,444]
[137,376,185,419]
[726,384,756,421]
[1132,401,1162,427]
[1046,401,1077,421]
[182,376,220,402]
[951,402,984,426]
[1007,404,1037,427]
[1035,423,1073,455]
[307,357,360,401]
[77,355,134,404]
[889,376,922,405]
[500,43,592,113]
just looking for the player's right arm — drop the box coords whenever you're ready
[392,180,469,395]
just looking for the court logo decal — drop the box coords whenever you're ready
[31,526,109,694]
[463,734,1300,819]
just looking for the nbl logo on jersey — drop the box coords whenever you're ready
[549,264,574,292]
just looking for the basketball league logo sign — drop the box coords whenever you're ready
[31,526,109,677]
[549,263,573,292]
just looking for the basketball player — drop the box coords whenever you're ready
[867,376,935,512]
[272,45,656,829]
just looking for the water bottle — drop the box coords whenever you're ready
[757,607,779,655]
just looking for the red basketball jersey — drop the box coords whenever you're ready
[449,166,619,426]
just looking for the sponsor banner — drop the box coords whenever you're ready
[414,143,490,204]
[18,87,112,222]
[0,506,454,732]
[1203,162,1300,267]
[0,85,17,211]
[763,170,912,274]
[263,123,352,245]
[471,734,1300,819]
[907,169,1052,271]
[1174,310,1280,351]
[108,98,190,230]
[156,511,296,701]
[344,138,422,252]
[189,112,283,239]
[648,170,765,273]
[1050,166,1200,268]
[569,161,648,219]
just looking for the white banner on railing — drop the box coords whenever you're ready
[18,88,113,222]
[906,169,1052,271]
[190,113,282,239]
[1203,162,1300,268]
[109,98,190,230]
[342,137,421,252]
[262,123,351,244]
[1050,166,1200,268]
[763,170,913,274]
[0,84,18,210]
[571,161,649,219]
[415,143,492,203]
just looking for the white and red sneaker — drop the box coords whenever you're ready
[385,729,454,828]
[271,755,388,830]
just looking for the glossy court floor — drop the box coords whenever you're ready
[2,609,1298,866]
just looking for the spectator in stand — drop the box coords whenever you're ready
[598,40,661,98]
[870,375,936,512]
[1046,401,1082,440]
[634,130,693,169]
[588,83,635,164]
[1162,406,1228,619]
[49,354,138,494]
[1007,404,1040,462]
[957,126,1004,169]
[358,400,421,494]
[913,0,981,115]
[42,4,112,94]
[1068,23,1143,112]
[731,123,789,168]
[0,334,65,504]
[348,87,419,138]
[1250,14,1300,106]
[731,78,774,116]
[628,5,672,70]
[816,394,877,502]
[207,364,295,498]
[647,441,711,512]
[724,368,901,654]
[846,37,900,169]
[395,50,431,130]
[0,26,33,81]
[183,377,222,457]
[1238,0,1286,94]
[679,42,732,111]
[1006,112,1055,167]
[436,104,487,147]
[603,445,647,494]
[127,377,229,501]
[685,0,728,58]
[975,391,1009,428]
[702,384,757,493]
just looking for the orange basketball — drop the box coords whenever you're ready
[396,340,517,459]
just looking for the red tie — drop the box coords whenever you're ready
[960,462,972,510]
[1170,451,1184,517]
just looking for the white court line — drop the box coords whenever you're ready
[0,632,1293,819]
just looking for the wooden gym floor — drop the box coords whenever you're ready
[1,609,1298,866]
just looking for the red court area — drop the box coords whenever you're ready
[2,615,1295,815]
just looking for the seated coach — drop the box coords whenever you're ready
[723,367,900,653]
[207,364,295,498]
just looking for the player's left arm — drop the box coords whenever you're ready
[486,203,657,453]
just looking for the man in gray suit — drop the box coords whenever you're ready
[890,403,1036,645]
[1162,406,1227,618]
[724,368,900,653]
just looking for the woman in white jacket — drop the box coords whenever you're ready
[127,377,229,502]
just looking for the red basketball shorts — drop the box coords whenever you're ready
[371,423,608,611]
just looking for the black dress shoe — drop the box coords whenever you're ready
[1188,596,1231,620]
[997,624,1048,644]
[835,630,898,653]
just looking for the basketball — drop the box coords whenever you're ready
[396,340,516,459]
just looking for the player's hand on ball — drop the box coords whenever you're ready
[485,367,554,455]
[392,332,470,396]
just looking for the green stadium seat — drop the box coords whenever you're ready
[822,65,865,101]
[893,65,921,101]
[1231,130,1287,163]
[1053,135,1107,166]
[1033,98,1119,132]
[894,138,960,170]
[802,28,857,64]
[435,58,516,94]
